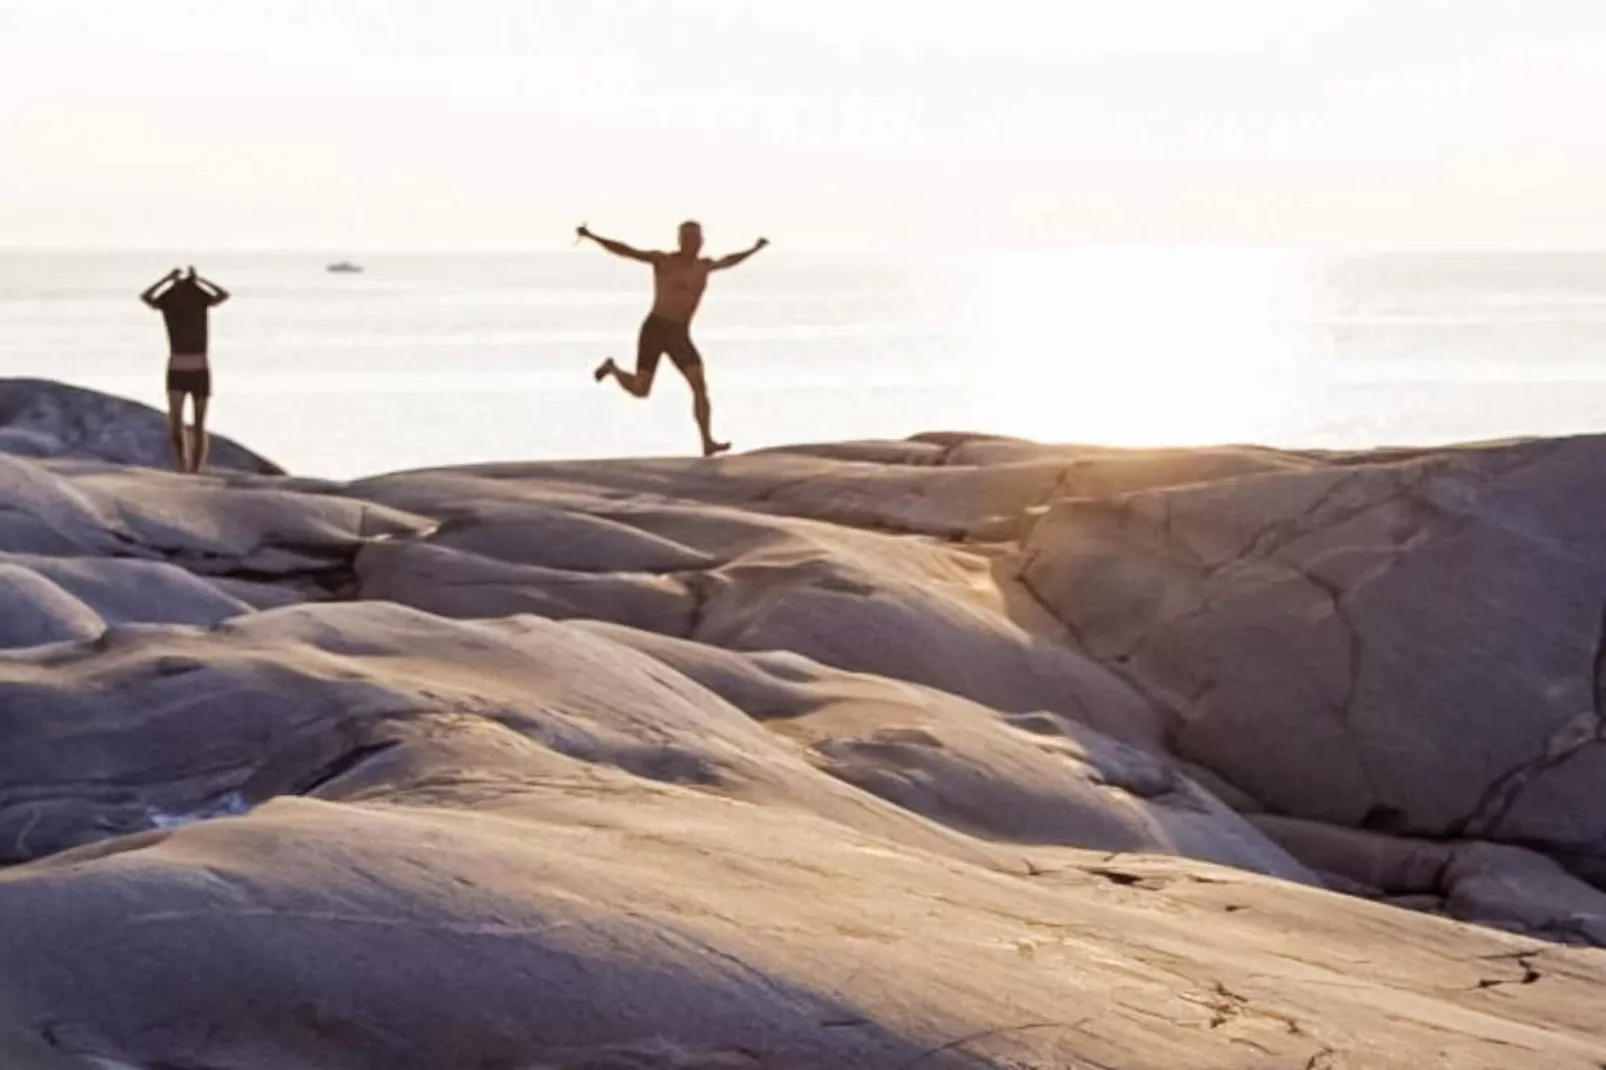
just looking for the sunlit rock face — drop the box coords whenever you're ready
[0,386,1602,1069]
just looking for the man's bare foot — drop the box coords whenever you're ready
[593,358,616,383]
[702,440,731,457]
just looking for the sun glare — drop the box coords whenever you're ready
[948,246,1321,446]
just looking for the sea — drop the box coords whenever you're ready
[4,247,1606,479]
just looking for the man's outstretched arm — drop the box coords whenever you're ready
[139,268,181,308]
[709,237,770,271]
[576,224,657,263]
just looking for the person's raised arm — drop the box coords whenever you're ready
[709,237,770,271]
[139,267,182,308]
[193,270,231,306]
[576,224,657,263]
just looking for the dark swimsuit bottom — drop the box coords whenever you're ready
[166,363,212,397]
[635,315,703,379]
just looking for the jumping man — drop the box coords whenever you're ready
[578,221,768,456]
[139,265,230,473]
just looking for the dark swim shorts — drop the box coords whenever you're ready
[166,363,212,397]
[636,314,704,378]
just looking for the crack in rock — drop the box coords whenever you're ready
[1013,552,1092,653]
[1235,470,1378,563]
[1456,600,1606,839]
[893,1018,1100,1070]
[1473,951,1543,990]
[680,572,717,641]
[293,740,403,797]
[1190,981,1308,1037]
[1083,867,1162,890]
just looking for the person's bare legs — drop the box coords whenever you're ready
[596,357,655,398]
[596,325,662,398]
[188,393,210,474]
[166,390,190,472]
[681,363,729,457]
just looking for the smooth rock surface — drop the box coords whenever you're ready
[0,552,251,629]
[0,387,1602,1068]
[0,378,280,473]
[0,563,106,647]
[1,603,1602,1069]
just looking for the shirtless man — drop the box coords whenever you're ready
[139,265,230,473]
[578,220,768,456]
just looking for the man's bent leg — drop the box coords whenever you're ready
[602,318,668,398]
[165,391,190,472]
[609,358,657,397]
[189,393,211,474]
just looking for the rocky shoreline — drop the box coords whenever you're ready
[0,380,1601,1068]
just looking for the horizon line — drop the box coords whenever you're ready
[8,240,1606,257]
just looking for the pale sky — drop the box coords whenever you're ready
[3,0,1605,250]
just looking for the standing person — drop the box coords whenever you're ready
[139,265,230,473]
[578,221,768,457]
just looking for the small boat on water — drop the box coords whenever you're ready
[326,261,364,274]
